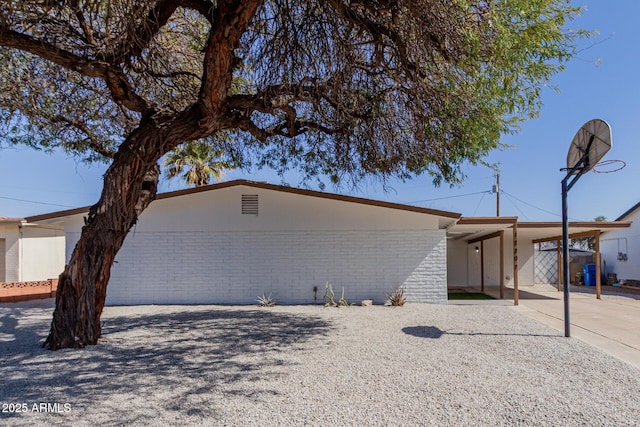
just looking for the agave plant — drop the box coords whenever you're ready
[387,287,406,307]
[256,293,276,307]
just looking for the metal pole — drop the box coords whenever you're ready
[496,173,500,217]
[561,178,571,337]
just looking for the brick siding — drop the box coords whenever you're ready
[64,229,447,305]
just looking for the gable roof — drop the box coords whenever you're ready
[616,201,640,221]
[25,179,462,223]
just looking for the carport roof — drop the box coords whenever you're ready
[447,217,517,242]
[447,217,631,243]
[518,221,631,243]
[0,217,24,226]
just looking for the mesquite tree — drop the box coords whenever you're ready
[0,0,585,350]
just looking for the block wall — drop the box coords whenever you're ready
[68,229,447,305]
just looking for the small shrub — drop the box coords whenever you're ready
[257,292,276,307]
[323,282,337,307]
[323,282,352,307]
[387,287,406,307]
[337,286,352,307]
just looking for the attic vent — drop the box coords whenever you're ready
[241,194,259,215]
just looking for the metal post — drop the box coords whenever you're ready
[560,144,590,338]
[561,178,571,337]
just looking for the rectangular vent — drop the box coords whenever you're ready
[241,194,259,215]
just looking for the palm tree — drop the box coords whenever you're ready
[163,141,233,187]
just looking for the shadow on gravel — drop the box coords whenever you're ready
[402,325,558,339]
[0,306,332,424]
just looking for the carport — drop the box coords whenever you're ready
[447,219,631,305]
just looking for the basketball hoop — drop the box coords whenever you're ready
[560,118,612,338]
[592,159,626,174]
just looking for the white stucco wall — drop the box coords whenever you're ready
[0,227,20,282]
[64,185,450,305]
[19,226,65,281]
[517,237,536,286]
[601,209,639,282]
[0,238,5,282]
[446,239,468,288]
[461,229,522,289]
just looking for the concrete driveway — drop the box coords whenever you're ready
[484,284,640,370]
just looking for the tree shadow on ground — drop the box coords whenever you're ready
[0,306,333,425]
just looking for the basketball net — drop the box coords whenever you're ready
[592,159,626,174]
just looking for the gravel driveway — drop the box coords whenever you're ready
[1,299,639,426]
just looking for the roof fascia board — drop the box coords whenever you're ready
[457,216,518,225]
[25,179,461,223]
[615,202,640,221]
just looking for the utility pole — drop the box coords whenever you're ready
[494,173,500,216]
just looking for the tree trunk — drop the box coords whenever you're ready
[43,131,163,350]
[41,0,261,350]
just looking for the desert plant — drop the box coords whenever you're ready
[323,282,353,307]
[256,293,276,307]
[338,286,352,307]
[323,282,337,307]
[387,287,406,307]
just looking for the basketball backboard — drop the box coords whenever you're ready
[566,119,612,175]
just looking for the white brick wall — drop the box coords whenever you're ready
[63,229,447,305]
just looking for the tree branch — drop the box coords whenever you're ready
[182,0,216,22]
[51,115,115,159]
[198,0,262,121]
[325,0,435,79]
[0,27,151,115]
[101,0,184,64]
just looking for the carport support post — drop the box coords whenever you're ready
[556,241,562,291]
[513,223,519,306]
[595,230,601,299]
[480,240,485,292]
[500,230,505,299]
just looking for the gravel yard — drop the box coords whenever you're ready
[1,299,639,426]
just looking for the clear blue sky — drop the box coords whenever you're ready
[1,0,638,221]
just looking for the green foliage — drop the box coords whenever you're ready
[163,140,234,187]
[0,0,590,187]
[572,215,607,251]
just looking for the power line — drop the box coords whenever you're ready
[407,190,489,204]
[501,191,530,220]
[0,195,75,208]
[500,190,560,218]
[472,192,487,216]
[500,190,581,221]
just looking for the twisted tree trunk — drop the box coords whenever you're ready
[42,0,261,350]
[43,119,178,350]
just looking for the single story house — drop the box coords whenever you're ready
[26,180,632,305]
[0,217,65,283]
[601,202,640,286]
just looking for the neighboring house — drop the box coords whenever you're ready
[0,217,65,282]
[26,180,632,305]
[601,202,640,285]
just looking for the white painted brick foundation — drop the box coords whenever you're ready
[68,229,447,305]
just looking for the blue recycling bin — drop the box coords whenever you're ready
[583,264,596,286]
